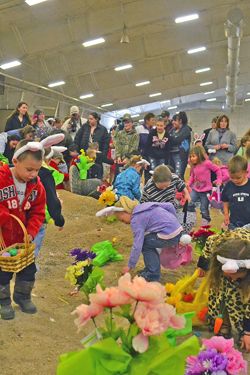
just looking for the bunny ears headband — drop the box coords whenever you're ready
[217,255,250,273]
[45,146,67,160]
[13,134,65,160]
[193,133,205,145]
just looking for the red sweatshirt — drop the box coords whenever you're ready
[0,165,46,247]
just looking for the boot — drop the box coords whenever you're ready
[13,280,37,314]
[0,284,15,320]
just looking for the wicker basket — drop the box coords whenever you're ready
[0,214,35,273]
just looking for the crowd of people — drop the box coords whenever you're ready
[0,100,250,352]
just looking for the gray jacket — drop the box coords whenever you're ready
[205,128,237,165]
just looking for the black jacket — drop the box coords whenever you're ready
[38,167,65,227]
[74,123,110,157]
[144,128,170,159]
[5,113,30,131]
[169,125,191,153]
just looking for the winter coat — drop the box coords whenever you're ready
[115,129,139,159]
[144,128,169,159]
[74,123,110,158]
[38,166,64,227]
[189,160,222,192]
[128,202,183,268]
[205,129,237,165]
[168,125,191,155]
[0,164,46,246]
[114,167,141,201]
[5,113,31,132]
[136,123,150,155]
[62,117,87,140]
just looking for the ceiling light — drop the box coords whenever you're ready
[131,114,140,118]
[101,103,113,108]
[79,93,94,99]
[114,64,133,71]
[120,24,130,43]
[82,38,105,47]
[160,100,170,104]
[139,119,144,123]
[195,67,211,73]
[175,13,199,24]
[25,0,48,5]
[187,46,206,54]
[206,98,216,102]
[0,60,21,70]
[135,81,150,87]
[247,92,250,95]
[200,81,213,86]
[204,90,215,95]
[149,92,162,97]
[168,105,178,110]
[48,81,65,88]
[245,98,250,102]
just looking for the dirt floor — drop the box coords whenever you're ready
[0,191,241,375]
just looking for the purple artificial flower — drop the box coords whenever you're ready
[186,349,228,375]
[70,248,82,257]
[70,248,96,263]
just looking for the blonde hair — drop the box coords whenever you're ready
[228,155,248,174]
[212,157,222,166]
[153,165,172,183]
[86,149,97,161]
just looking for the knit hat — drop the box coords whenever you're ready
[115,196,139,213]
[70,106,80,115]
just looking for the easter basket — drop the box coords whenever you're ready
[0,214,35,273]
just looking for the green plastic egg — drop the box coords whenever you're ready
[9,248,18,257]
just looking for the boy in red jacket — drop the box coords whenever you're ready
[0,140,46,320]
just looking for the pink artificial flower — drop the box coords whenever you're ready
[118,273,166,304]
[226,347,247,375]
[132,332,149,353]
[202,336,234,353]
[72,303,103,331]
[89,284,131,308]
[134,302,185,336]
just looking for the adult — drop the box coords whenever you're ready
[144,116,169,170]
[136,112,155,155]
[161,110,172,132]
[0,133,20,164]
[62,106,87,140]
[49,128,74,167]
[74,112,110,177]
[32,109,52,140]
[168,111,191,179]
[205,114,237,165]
[5,102,31,132]
[115,116,139,163]
[202,116,218,147]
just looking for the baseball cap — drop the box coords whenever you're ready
[161,110,170,118]
[70,106,80,115]
[123,113,132,123]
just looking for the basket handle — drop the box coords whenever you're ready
[9,214,30,250]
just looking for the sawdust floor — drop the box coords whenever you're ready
[0,190,246,375]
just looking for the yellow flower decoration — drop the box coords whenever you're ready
[98,190,116,207]
[65,261,88,286]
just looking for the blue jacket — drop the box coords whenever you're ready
[114,167,141,201]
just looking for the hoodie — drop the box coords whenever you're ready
[128,202,183,268]
[0,164,45,246]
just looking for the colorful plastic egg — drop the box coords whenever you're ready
[2,252,11,257]
[9,249,18,257]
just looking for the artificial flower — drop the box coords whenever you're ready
[72,303,103,331]
[202,336,234,354]
[118,273,166,304]
[98,189,117,207]
[65,261,88,285]
[89,284,131,308]
[70,248,96,263]
[226,347,247,374]
[134,302,185,336]
[132,332,149,353]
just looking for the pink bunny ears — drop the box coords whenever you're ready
[13,134,65,160]
[193,133,205,145]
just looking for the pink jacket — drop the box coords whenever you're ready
[189,160,222,192]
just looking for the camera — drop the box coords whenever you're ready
[69,116,78,132]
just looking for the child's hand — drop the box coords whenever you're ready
[122,266,131,274]
[241,335,250,352]
[224,215,230,226]
[24,201,31,211]
[197,268,206,277]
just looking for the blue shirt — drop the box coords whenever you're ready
[114,167,141,201]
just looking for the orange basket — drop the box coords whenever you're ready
[0,214,35,273]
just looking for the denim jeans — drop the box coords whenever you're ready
[148,157,165,171]
[169,153,187,179]
[33,224,46,257]
[191,190,210,222]
[140,233,181,281]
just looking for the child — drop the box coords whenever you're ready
[188,145,222,225]
[144,116,169,170]
[198,230,250,351]
[96,196,184,281]
[222,155,250,229]
[212,157,230,184]
[114,155,147,201]
[0,140,46,320]
[49,151,69,189]
[237,134,250,157]
[141,164,191,208]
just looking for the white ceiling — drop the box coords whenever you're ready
[0,0,250,117]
